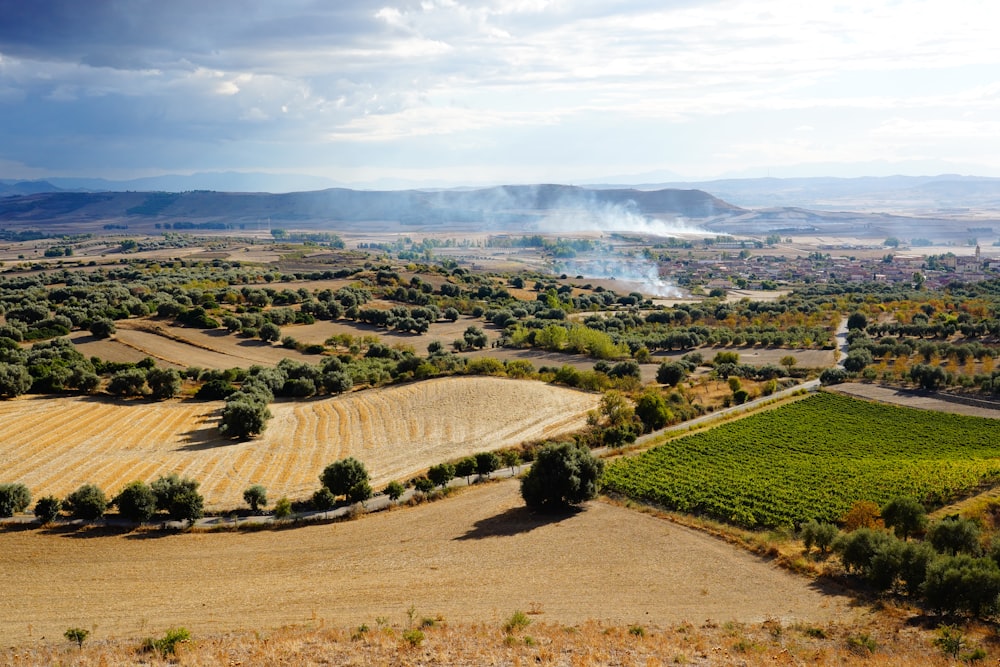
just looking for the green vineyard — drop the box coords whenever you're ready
[603,392,1000,528]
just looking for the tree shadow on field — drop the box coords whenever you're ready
[41,523,134,539]
[175,423,235,451]
[455,504,582,541]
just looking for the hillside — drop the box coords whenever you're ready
[0,184,742,231]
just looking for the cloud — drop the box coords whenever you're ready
[1,0,999,181]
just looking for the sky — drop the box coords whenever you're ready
[1,0,999,189]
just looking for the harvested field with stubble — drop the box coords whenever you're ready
[0,481,860,650]
[0,377,599,509]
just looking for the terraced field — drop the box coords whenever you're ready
[0,377,599,509]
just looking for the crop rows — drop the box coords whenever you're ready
[0,377,598,509]
[603,392,1000,528]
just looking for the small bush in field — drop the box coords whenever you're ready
[504,610,532,634]
[142,627,190,657]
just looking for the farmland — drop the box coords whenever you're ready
[603,392,1000,528]
[0,377,599,509]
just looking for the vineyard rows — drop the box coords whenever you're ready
[0,377,598,509]
[603,392,1000,528]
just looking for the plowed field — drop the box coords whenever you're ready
[0,377,598,509]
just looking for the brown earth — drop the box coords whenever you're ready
[0,480,859,647]
[0,377,599,509]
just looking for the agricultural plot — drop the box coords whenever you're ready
[603,392,1000,528]
[0,377,598,509]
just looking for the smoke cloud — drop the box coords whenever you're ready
[540,199,714,298]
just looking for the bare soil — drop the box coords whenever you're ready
[0,480,858,647]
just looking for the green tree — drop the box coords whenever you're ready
[259,322,281,342]
[520,441,604,510]
[927,516,982,556]
[146,367,181,400]
[599,390,633,427]
[107,367,148,397]
[0,362,32,398]
[655,361,687,387]
[455,456,477,483]
[347,480,372,504]
[475,451,500,479]
[311,487,336,510]
[780,355,797,372]
[243,484,268,512]
[847,312,868,331]
[463,326,488,349]
[502,450,522,472]
[385,480,405,502]
[321,457,369,498]
[0,482,31,516]
[89,318,116,338]
[64,483,108,521]
[151,474,204,522]
[113,480,157,523]
[924,554,1000,617]
[881,497,927,540]
[427,462,456,488]
[34,495,62,524]
[634,389,671,432]
[219,396,272,439]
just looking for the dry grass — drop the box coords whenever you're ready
[0,377,598,509]
[1,480,856,648]
[3,615,982,666]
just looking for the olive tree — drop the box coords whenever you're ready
[34,495,62,524]
[243,484,268,512]
[151,474,204,523]
[881,497,928,540]
[0,363,32,398]
[0,482,31,516]
[320,457,369,498]
[64,483,108,521]
[113,480,158,523]
[520,441,604,511]
[146,367,182,400]
[427,462,455,488]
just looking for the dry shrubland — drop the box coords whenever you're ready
[3,615,988,666]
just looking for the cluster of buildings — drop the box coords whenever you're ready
[659,245,998,291]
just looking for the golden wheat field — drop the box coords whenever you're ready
[0,377,599,509]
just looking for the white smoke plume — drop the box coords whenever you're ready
[542,200,714,298]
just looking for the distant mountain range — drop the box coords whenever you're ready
[5,173,1000,213]
[0,184,740,230]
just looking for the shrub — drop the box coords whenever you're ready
[64,483,107,521]
[0,482,31,517]
[107,367,148,397]
[273,496,292,519]
[311,487,336,511]
[65,627,89,649]
[402,628,424,647]
[842,500,881,531]
[347,480,372,504]
[924,554,1000,617]
[385,480,405,502]
[113,480,157,523]
[521,441,604,510]
[34,495,62,524]
[504,610,532,634]
[142,627,190,657]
